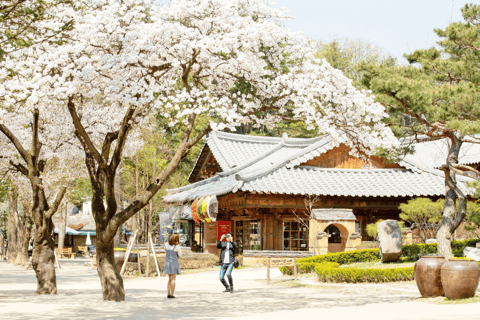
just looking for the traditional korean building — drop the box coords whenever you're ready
[164,131,474,255]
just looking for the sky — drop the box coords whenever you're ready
[272,0,477,64]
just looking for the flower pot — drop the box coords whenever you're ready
[414,256,446,297]
[441,259,480,300]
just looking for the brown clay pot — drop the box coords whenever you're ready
[113,251,138,272]
[414,256,446,297]
[441,259,480,300]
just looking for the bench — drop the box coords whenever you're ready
[56,247,76,259]
[77,246,89,257]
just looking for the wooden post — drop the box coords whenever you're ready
[294,258,297,281]
[149,233,161,278]
[53,250,61,269]
[120,230,137,275]
[267,257,270,284]
[136,235,142,276]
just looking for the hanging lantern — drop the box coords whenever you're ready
[203,196,211,222]
[197,197,205,222]
[191,199,200,223]
[207,195,218,222]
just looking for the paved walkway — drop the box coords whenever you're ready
[0,260,480,320]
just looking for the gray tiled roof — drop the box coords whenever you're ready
[400,135,480,168]
[164,132,473,203]
[312,209,356,221]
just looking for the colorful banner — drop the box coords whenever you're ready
[217,221,231,241]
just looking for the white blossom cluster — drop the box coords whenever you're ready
[1,0,399,177]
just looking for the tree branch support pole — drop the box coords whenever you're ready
[267,258,270,284]
[54,250,60,269]
[294,258,297,281]
[149,233,161,278]
[120,230,137,276]
[136,234,141,276]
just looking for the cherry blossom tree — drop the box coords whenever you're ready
[0,0,73,60]
[0,100,87,293]
[3,0,399,300]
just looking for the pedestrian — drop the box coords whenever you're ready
[216,232,238,293]
[164,233,182,298]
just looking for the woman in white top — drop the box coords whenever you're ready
[164,233,182,298]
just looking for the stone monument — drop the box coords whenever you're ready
[377,220,402,262]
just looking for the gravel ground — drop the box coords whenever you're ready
[1,259,480,320]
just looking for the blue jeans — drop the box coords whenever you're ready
[219,262,234,288]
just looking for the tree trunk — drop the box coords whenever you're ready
[31,215,57,294]
[57,204,67,251]
[96,236,125,301]
[437,133,465,258]
[113,226,121,248]
[145,205,150,277]
[7,188,28,265]
[30,177,65,295]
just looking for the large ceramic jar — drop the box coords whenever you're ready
[113,251,139,272]
[414,256,447,297]
[441,259,480,300]
[114,251,126,272]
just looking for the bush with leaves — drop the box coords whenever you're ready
[315,263,414,283]
[399,198,443,243]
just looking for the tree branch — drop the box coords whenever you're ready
[45,186,67,219]
[450,163,480,180]
[186,124,211,149]
[32,108,41,169]
[67,97,105,168]
[108,113,201,232]
[462,136,480,145]
[110,105,135,172]
[8,161,28,176]
[0,123,32,167]
[101,131,119,163]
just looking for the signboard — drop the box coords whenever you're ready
[204,222,218,244]
[267,257,298,283]
[270,258,295,267]
[217,221,231,241]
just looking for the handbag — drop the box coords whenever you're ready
[234,259,239,268]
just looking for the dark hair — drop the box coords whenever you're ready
[169,233,179,246]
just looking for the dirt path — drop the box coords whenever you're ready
[0,260,479,320]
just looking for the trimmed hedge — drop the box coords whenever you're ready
[401,239,480,261]
[300,249,381,265]
[315,263,414,283]
[279,238,480,276]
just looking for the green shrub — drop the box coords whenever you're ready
[315,263,414,283]
[279,266,292,275]
[300,249,381,265]
[401,243,437,260]
[401,239,480,261]
[452,239,479,257]
[279,249,380,276]
[278,238,480,276]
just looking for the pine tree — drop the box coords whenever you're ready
[360,4,480,258]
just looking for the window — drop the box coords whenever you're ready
[249,221,261,250]
[235,221,244,254]
[326,225,342,244]
[283,220,308,251]
[235,220,261,253]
